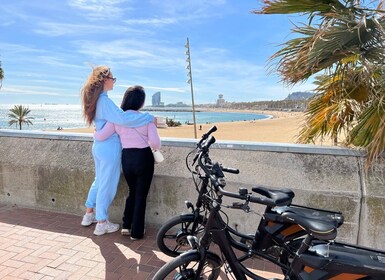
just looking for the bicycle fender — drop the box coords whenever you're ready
[179,250,222,267]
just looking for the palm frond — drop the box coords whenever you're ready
[272,15,385,85]
[253,0,347,15]
[297,69,371,144]
[345,99,385,168]
[348,99,385,146]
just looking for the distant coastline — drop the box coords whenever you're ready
[0,104,272,131]
[58,109,333,145]
[143,106,202,112]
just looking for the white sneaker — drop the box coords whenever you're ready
[121,228,131,236]
[93,221,120,236]
[81,213,96,226]
[130,229,145,240]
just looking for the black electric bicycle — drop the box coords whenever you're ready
[156,127,263,257]
[153,134,385,280]
[157,127,343,268]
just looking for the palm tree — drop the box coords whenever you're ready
[0,61,3,90]
[254,0,385,165]
[8,105,34,130]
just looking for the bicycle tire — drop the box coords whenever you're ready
[156,214,205,257]
[153,250,222,280]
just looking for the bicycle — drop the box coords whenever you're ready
[157,127,265,257]
[156,127,345,276]
[153,134,385,280]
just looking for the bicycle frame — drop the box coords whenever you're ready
[193,195,268,280]
[186,168,255,245]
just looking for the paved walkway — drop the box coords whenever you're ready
[0,204,283,279]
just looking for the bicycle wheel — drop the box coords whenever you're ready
[153,250,222,280]
[157,214,205,257]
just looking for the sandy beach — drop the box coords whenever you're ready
[158,109,307,143]
[60,109,335,146]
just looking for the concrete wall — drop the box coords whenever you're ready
[0,129,384,250]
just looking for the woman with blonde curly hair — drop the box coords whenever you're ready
[80,66,154,236]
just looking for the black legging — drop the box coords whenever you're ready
[121,147,154,239]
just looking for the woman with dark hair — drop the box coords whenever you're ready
[94,85,161,240]
[80,67,155,236]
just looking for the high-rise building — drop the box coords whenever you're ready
[152,92,161,106]
[216,94,225,107]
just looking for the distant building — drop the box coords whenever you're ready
[166,102,189,107]
[152,92,161,106]
[216,94,225,107]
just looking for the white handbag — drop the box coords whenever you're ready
[152,149,164,164]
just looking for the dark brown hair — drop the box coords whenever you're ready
[120,85,146,111]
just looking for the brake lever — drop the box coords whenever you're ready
[192,152,199,165]
[232,201,250,213]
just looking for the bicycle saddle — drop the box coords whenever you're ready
[280,212,337,240]
[275,205,344,228]
[251,186,294,206]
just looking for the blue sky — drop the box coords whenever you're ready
[0,0,314,106]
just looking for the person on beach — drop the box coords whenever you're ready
[80,66,155,236]
[94,85,160,240]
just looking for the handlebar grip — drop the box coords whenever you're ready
[197,126,217,147]
[221,166,240,174]
[248,195,277,207]
[206,126,217,135]
[202,135,216,149]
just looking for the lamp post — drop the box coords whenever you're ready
[185,37,197,139]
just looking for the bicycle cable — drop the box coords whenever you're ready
[185,148,197,173]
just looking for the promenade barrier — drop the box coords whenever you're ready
[0,129,384,250]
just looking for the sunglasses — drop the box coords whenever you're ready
[106,77,117,82]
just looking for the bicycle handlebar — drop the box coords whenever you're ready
[191,127,218,166]
[201,135,216,150]
[197,126,217,148]
[209,173,289,207]
[195,127,290,207]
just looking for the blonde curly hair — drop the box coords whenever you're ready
[80,66,110,126]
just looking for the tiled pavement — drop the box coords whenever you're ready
[0,204,283,279]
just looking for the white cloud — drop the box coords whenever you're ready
[0,43,44,55]
[144,86,185,93]
[35,56,85,69]
[117,84,185,93]
[123,17,178,26]
[68,0,132,20]
[149,0,228,18]
[73,39,184,70]
[0,20,15,27]
[0,85,77,97]
[33,21,149,37]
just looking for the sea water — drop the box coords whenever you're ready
[0,104,271,131]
